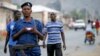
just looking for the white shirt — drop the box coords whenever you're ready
[86,23,93,32]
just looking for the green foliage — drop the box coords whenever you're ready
[70,10,79,20]
[69,9,90,20]
[14,3,21,9]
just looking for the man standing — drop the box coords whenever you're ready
[95,19,100,35]
[43,13,66,56]
[4,10,21,56]
[12,2,44,56]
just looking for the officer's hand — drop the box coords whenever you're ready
[20,27,27,33]
[43,42,46,48]
[30,27,39,34]
[4,47,7,54]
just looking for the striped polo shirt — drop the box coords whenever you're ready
[44,21,63,44]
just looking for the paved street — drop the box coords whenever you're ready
[0,29,100,56]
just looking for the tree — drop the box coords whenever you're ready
[95,10,100,19]
[69,10,79,20]
[79,8,90,19]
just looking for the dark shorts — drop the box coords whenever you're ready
[47,43,63,56]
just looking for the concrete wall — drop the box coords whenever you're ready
[0,8,13,30]
[31,12,61,25]
[31,12,43,22]
[0,0,11,3]
[31,12,49,25]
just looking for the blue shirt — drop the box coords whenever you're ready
[7,21,17,46]
[12,18,43,45]
[44,21,63,44]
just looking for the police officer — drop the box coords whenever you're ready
[4,10,21,56]
[12,2,44,56]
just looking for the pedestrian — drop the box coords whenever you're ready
[12,2,44,56]
[85,20,95,44]
[95,19,100,35]
[43,12,66,56]
[4,10,21,56]
[85,20,93,33]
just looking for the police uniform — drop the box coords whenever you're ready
[12,2,43,56]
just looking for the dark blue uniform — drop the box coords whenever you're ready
[12,18,43,56]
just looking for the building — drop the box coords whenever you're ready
[0,0,11,3]
[19,5,60,25]
[0,0,17,31]
[0,0,17,37]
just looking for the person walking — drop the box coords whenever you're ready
[43,13,66,56]
[4,10,21,56]
[95,19,100,35]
